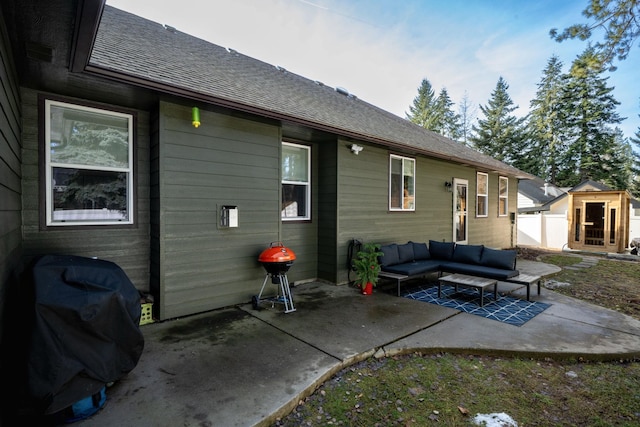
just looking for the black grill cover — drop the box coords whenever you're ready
[27,255,144,415]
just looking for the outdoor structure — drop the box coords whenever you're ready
[0,0,532,322]
[518,179,639,253]
[567,188,630,253]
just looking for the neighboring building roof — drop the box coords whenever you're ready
[519,178,640,213]
[518,177,567,213]
[519,177,565,205]
[88,6,533,179]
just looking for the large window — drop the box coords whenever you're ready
[282,142,310,220]
[389,155,415,211]
[498,176,508,216]
[476,172,488,217]
[45,100,134,226]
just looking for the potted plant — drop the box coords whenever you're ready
[352,243,383,295]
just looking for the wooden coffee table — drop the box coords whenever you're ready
[438,274,498,307]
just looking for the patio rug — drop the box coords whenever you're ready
[402,284,551,327]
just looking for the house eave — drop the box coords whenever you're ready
[69,0,106,72]
[84,63,531,179]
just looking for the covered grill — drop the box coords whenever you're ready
[253,242,296,313]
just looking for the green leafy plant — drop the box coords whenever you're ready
[352,243,383,288]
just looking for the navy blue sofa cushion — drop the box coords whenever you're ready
[411,241,430,260]
[382,260,442,276]
[428,240,455,260]
[440,262,519,280]
[379,244,400,267]
[397,243,415,263]
[481,247,517,270]
[451,244,484,265]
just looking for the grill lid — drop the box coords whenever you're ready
[258,242,296,263]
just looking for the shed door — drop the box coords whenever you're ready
[453,179,468,244]
[584,202,605,246]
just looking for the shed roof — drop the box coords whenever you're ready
[87,6,532,179]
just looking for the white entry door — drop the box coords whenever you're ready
[453,178,468,244]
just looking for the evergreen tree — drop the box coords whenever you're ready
[528,55,567,183]
[603,127,633,190]
[550,0,640,70]
[406,78,442,130]
[436,88,461,141]
[470,77,529,168]
[557,46,625,186]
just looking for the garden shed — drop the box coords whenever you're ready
[567,189,631,253]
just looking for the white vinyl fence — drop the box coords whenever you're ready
[517,214,568,250]
[518,211,640,250]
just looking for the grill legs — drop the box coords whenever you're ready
[253,273,296,313]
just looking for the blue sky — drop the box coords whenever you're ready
[107,0,639,140]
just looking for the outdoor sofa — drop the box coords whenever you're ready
[378,240,520,296]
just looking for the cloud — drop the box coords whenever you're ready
[107,0,639,137]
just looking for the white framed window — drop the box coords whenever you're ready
[281,142,310,220]
[389,155,415,211]
[498,176,508,216]
[476,172,488,217]
[45,99,134,226]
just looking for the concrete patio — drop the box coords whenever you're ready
[73,260,640,427]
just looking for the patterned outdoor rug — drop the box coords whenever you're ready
[402,284,551,327]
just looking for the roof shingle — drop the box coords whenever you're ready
[90,6,532,179]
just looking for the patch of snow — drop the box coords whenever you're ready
[473,412,518,427]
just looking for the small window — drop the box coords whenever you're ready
[498,176,508,216]
[609,208,616,244]
[389,155,415,211]
[476,172,488,217]
[282,142,310,220]
[45,100,134,226]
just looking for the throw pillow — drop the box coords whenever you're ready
[428,240,455,260]
[379,244,400,267]
[397,243,415,263]
[451,244,484,264]
[410,241,430,260]
[480,247,517,270]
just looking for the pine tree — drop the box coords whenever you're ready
[436,88,461,141]
[406,78,441,130]
[603,128,633,190]
[550,0,640,70]
[528,55,567,183]
[470,77,528,167]
[558,46,625,186]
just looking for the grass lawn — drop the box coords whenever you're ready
[273,251,640,426]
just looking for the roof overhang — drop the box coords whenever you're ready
[69,0,105,72]
[70,2,533,181]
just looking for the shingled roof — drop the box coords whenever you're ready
[88,5,532,179]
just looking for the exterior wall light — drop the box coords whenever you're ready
[444,181,452,192]
[350,143,363,155]
[192,107,201,128]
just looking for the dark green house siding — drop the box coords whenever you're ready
[20,88,151,290]
[334,140,519,284]
[0,8,22,337]
[315,140,339,283]
[153,102,286,319]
